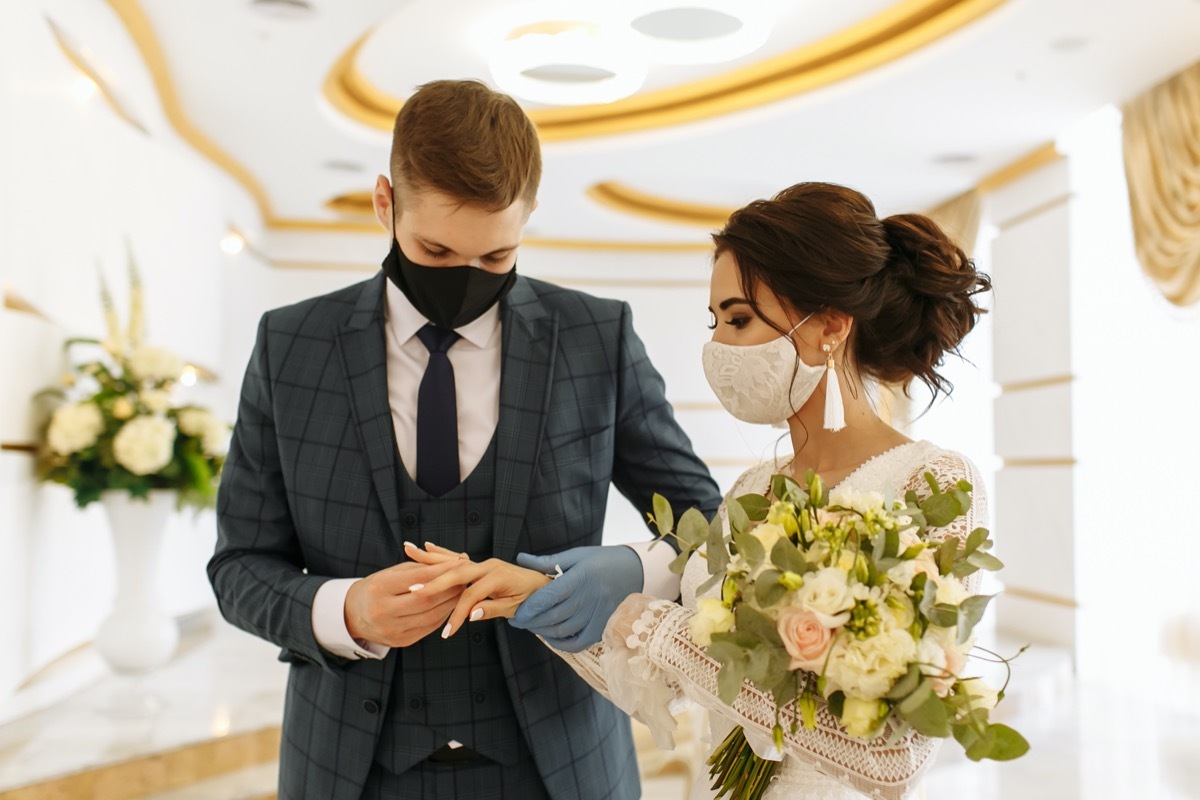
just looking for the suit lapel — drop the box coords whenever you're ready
[492,278,557,561]
[335,273,403,548]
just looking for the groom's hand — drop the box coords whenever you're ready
[510,546,643,652]
[344,561,465,648]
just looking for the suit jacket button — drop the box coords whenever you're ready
[362,699,379,714]
[467,511,482,525]
[403,513,418,527]
[470,632,483,644]
[473,692,486,705]
[409,696,423,710]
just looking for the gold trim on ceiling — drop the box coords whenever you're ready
[587,182,735,229]
[1000,457,1077,468]
[46,15,149,136]
[325,191,376,218]
[324,0,1007,142]
[1,443,38,455]
[998,374,1074,393]
[1001,586,1079,609]
[3,287,53,321]
[976,142,1061,192]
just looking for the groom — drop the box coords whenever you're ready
[209,79,721,799]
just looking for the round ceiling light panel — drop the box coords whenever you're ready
[625,0,782,65]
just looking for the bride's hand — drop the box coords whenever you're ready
[403,542,552,638]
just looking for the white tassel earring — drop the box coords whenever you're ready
[822,342,846,432]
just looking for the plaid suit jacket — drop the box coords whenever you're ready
[209,273,722,799]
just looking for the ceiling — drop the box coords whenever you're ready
[80,0,1200,250]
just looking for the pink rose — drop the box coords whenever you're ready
[777,608,835,672]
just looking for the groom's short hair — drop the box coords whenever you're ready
[390,79,542,211]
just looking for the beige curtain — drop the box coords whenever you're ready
[1123,61,1200,307]
[925,188,983,258]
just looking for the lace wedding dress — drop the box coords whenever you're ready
[557,440,987,800]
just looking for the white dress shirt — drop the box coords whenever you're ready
[312,278,679,659]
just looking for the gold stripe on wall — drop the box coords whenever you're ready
[1000,457,1076,468]
[1002,586,1079,609]
[0,727,280,800]
[998,374,1074,393]
[0,443,37,454]
[586,183,735,229]
[995,193,1073,232]
[324,0,1008,142]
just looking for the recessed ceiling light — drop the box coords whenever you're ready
[249,0,313,20]
[626,1,780,65]
[1049,35,1090,53]
[322,159,366,173]
[932,153,978,165]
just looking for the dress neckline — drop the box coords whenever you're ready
[778,440,926,493]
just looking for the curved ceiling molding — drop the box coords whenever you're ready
[325,191,377,218]
[324,0,1007,142]
[587,182,735,228]
[46,15,149,135]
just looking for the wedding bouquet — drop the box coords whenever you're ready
[36,252,229,510]
[648,470,1028,799]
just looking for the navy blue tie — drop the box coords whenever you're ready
[415,324,461,496]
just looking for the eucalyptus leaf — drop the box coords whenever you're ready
[953,720,982,751]
[734,531,766,567]
[886,664,922,701]
[707,516,729,575]
[727,497,750,536]
[937,539,958,576]
[923,494,962,528]
[928,603,959,628]
[735,604,784,647]
[771,538,809,574]
[902,690,951,738]
[965,725,998,762]
[716,659,747,705]
[982,724,1030,761]
[697,571,723,596]
[737,493,772,522]
[897,679,934,715]
[827,691,845,718]
[967,551,1005,571]
[677,507,710,550]
[652,493,674,538]
[755,571,788,607]
[956,594,994,644]
[668,548,691,575]
[884,529,900,559]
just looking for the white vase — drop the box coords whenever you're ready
[96,490,180,676]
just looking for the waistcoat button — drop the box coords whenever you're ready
[403,513,418,527]
[362,699,379,714]
[467,510,482,525]
[473,692,487,705]
[409,696,423,710]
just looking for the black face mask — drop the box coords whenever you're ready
[382,238,517,330]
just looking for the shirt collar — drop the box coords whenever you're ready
[384,277,501,349]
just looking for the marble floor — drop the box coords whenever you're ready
[1,613,1198,799]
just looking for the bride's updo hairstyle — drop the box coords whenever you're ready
[711,182,991,401]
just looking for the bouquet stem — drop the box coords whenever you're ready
[707,726,778,800]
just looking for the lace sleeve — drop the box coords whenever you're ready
[902,450,990,594]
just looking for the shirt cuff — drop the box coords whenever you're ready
[311,578,390,660]
[625,541,682,602]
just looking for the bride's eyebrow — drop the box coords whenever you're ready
[716,298,751,310]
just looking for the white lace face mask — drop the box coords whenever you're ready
[701,314,825,425]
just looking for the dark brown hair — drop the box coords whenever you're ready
[390,80,542,210]
[711,182,991,400]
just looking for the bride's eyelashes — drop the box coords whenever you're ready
[706,310,752,330]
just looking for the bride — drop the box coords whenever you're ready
[410,182,993,799]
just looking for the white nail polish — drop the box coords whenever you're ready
[441,622,453,639]
[470,608,484,622]
[403,541,417,549]
[409,583,424,592]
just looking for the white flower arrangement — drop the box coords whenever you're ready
[37,249,228,509]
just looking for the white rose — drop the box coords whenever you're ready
[750,522,787,555]
[934,575,970,607]
[47,402,104,455]
[880,593,916,632]
[829,488,885,514]
[201,418,230,457]
[140,389,172,414]
[111,396,135,420]
[688,598,734,647]
[959,678,999,712]
[176,407,214,437]
[113,416,176,475]
[795,567,855,621]
[840,696,890,739]
[886,559,918,591]
[128,345,184,384]
[824,629,917,701]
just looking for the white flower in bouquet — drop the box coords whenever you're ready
[829,487,885,514]
[111,396,135,420]
[919,625,972,697]
[47,402,104,455]
[840,696,890,739]
[140,389,172,413]
[959,678,999,712]
[689,598,734,647]
[113,415,176,475]
[128,345,183,384]
[794,567,854,621]
[824,628,916,701]
[934,574,970,606]
[178,408,230,457]
[750,521,787,554]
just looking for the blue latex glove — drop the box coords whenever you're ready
[510,545,643,652]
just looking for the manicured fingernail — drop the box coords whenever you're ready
[441,623,453,639]
[470,608,484,622]
[408,583,424,592]
[403,541,417,548]
[425,540,439,549]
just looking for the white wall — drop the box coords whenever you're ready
[0,0,259,707]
